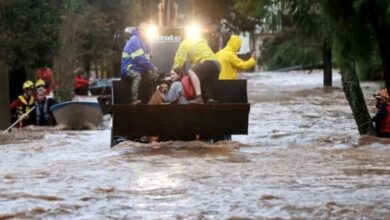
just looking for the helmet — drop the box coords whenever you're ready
[35,79,46,88]
[22,80,34,90]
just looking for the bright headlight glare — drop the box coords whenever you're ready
[146,25,158,41]
[185,24,202,40]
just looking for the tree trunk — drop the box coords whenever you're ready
[372,23,390,92]
[341,66,375,135]
[368,0,390,92]
[322,40,332,87]
[53,9,79,101]
[0,61,10,130]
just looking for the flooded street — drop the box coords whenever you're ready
[1,70,390,219]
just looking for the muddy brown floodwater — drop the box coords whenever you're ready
[1,70,389,219]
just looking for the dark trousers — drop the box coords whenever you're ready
[121,69,160,102]
[122,70,142,102]
[75,86,89,95]
[192,61,220,100]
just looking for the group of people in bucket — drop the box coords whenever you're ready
[120,22,257,105]
[9,67,92,128]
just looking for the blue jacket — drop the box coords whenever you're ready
[121,29,155,76]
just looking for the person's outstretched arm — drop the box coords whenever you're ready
[229,52,256,71]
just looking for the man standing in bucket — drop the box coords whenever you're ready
[121,22,159,104]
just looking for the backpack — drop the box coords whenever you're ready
[181,75,195,99]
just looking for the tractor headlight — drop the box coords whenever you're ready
[185,24,202,40]
[146,25,159,41]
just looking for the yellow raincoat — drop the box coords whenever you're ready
[173,38,217,69]
[216,35,256,79]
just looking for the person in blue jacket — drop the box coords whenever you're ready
[121,22,159,104]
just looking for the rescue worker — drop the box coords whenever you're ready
[373,89,390,138]
[35,67,55,97]
[32,88,58,126]
[74,67,89,96]
[172,37,220,104]
[35,79,46,96]
[121,22,159,105]
[216,35,257,80]
[10,80,35,127]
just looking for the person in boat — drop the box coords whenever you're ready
[32,88,58,126]
[35,79,46,97]
[172,36,220,104]
[35,67,55,97]
[9,80,35,127]
[373,89,390,138]
[216,35,257,80]
[121,22,159,105]
[74,67,90,96]
[163,67,189,104]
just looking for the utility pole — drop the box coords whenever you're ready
[323,39,332,87]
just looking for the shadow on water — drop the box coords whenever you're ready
[115,140,249,158]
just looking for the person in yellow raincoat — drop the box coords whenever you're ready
[173,37,220,103]
[216,35,256,80]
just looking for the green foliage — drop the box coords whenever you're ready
[260,28,322,70]
[232,0,387,81]
[321,1,373,66]
[233,0,278,30]
[52,0,148,100]
[86,0,150,28]
[320,0,390,82]
[190,0,235,25]
[356,54,382,81]
[232,0,327,70]
[75,5,112,71]
[0,0,62,70]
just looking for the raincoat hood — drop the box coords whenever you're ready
[225,35,241,52]
[216,34,256,80]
